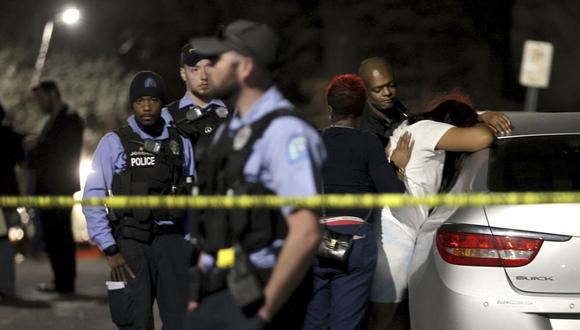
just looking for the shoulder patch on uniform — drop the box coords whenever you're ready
[286,134,308,163]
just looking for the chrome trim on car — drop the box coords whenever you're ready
[497,132,580,140]
[439,223,572,242]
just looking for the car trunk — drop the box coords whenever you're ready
[484,204,580,294]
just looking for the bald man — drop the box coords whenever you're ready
[358,57,408,148]
[358,57,512,147]
[357,58,412,330]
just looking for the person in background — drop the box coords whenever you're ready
[162,43,229,166]
[83,71,195,329]
[0,102,24,302]
[357,57,413,330]
[303,74,405,330]
[162,44,231,310]
[357,57,512,147]
[358,57,409,148]
[27,80,84,294]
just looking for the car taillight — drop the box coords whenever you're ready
[436,229,543,267]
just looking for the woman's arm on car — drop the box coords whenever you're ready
[478,111,512,135]
[436,124,494,152]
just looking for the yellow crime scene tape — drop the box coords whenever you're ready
[3,192,579,268]
[1,192,580,209]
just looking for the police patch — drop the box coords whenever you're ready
[287,135,308,163]
[215,107,229,118]
[129,154,156,167]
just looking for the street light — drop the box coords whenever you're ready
[61,8,81,25]
[29,7,81,87]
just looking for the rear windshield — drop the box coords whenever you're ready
[488,135,580,192]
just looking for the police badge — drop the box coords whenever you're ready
[215,107,229,119]
[233,125,252,150]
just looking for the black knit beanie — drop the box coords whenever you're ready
[129,71,166,104]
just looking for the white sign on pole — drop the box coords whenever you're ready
[519,40,554,88]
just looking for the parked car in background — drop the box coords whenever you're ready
[409,112,580,330]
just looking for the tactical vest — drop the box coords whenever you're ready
[191,109,303,254]
[167,101,229,165]
[109,125,188,243]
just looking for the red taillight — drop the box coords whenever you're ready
[436,229,543,267]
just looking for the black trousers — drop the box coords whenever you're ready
[0,236,15,297]
[116,234,190,330]
[39,208,76,292]
[183,272,312,330]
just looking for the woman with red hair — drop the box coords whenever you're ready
[303,74,405,330]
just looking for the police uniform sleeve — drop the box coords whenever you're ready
[254,117,326,216]
[82,133,125,251]
[180,136,196,178]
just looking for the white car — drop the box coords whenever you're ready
[409,112,580,330]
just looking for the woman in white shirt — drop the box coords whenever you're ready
[388,96,494,234]
[370,95,498,324]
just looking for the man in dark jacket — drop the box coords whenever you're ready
[27,80,84,294]
[358,57,408,148]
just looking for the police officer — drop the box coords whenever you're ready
[82,71,195,330]
[183,20,326,330]
[162,43,229,165]
[161,44,230,311]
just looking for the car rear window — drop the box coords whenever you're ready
[488,135,580,192]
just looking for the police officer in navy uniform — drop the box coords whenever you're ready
[162,44,229,166]
[183,20,327,330]
[82,71,195,330]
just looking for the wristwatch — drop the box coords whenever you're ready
[103,244,120,257]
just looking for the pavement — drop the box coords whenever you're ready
[0,250,162,330]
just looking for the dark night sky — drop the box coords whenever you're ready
[1,0,579,146]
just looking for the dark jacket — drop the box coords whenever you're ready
[0,125,24,195]
[358,100,408,147]
[321,127,404,219]
[29,105,84,195]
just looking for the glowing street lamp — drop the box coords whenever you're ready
[61,8,81,25]
[30,7,81,87]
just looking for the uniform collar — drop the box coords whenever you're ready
[128,115,170,140]
[179,93,226,110]
[228,86,294,132]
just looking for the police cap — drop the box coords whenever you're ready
[191,20,279,69]
[180,43,207,67]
